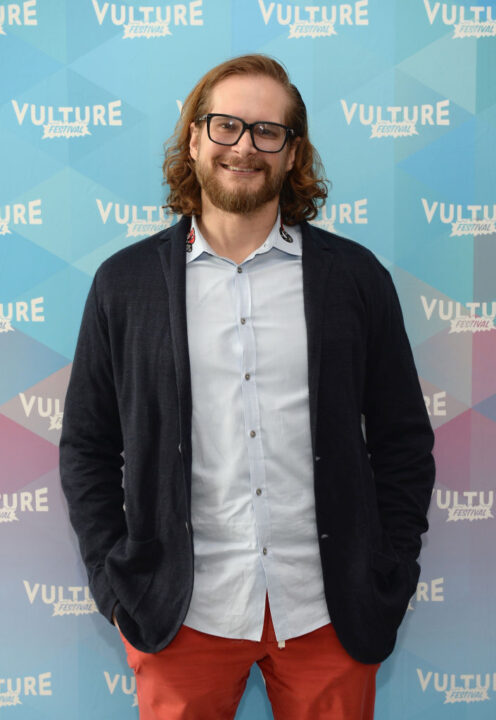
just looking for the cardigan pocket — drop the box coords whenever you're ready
[369,548,411,632]
[105,535,159,616]
[371,548,399,575]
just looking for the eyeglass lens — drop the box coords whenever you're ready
[209,115,287,151]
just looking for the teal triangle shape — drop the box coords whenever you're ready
[397,33,478,114]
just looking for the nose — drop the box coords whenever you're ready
[233,127,257,155]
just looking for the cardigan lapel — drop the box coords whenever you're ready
[157,216,192,458]
[301,222,335,457]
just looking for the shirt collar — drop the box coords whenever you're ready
[186,212,302,264]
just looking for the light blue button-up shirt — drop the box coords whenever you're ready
[183,213,330,642]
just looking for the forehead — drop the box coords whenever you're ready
[208,74,290,124]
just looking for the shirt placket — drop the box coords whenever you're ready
[234,263,272,574]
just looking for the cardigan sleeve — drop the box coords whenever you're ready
[59,271,126,622]
[362,265,435,566]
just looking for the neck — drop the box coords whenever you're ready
[196,194,280,264]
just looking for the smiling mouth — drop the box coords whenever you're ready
[220,163,263,174]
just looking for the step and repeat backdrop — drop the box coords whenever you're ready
[1,0,495,718]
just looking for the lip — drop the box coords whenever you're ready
[220,162,263,175]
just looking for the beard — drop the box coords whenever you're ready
[194,153,288,215]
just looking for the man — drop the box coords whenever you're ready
[60,54,435,720]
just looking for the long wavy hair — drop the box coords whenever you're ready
[163,54,328,225]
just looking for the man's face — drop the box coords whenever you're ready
[189,74,297,215]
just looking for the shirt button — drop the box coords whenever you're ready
[256,488,262,496]
[262,547,268,555]
[250,430,256,438]
[245,373,251,380]
[240,317,246,325]
[237,266,243,273]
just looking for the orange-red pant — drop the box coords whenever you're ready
[119,603,379,720]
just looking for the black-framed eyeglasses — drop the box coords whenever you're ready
[196,113,295,153]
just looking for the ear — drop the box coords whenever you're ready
[285,137,300,172]
[189,121,199,161]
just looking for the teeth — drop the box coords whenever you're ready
[223,165,257,172]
